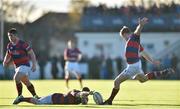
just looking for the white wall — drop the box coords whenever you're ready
[75,32,125,59]
[49,38,66,57]
[75,32,180,59]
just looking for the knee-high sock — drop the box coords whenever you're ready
[16,82,23,96]
[146,71,161,79]
[27,84,37,96]
[108,88,119,102]
[78,77,83,88]
[65,78,69,88]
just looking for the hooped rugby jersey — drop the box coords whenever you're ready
[7,40,32,67]
[125,34,144,64]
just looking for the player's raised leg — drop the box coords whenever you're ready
[135,68,175,83]
[145,68,174,79]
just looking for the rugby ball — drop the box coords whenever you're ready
[93,92,103,105]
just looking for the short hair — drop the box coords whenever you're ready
[120,26,131,37]
[82,87,90,92]
[8,28,18,35]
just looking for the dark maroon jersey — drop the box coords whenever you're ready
[52,90,82,104]
[64,48,81,62]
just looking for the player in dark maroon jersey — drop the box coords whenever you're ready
[103,18,174,105]
[14,87,92,105]
[64,40,83,89]
[3,28,39,104]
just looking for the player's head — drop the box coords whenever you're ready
[8,28,18,42]
[120,26,131,41]
[67,40,75,48]
[81,87,90,104]
[82,87,90,92]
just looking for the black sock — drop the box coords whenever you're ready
[108,88,119,102]
[27,84,37,96]
[16,82,23,96]
[146,71,161,79]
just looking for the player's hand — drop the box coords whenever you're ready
[89,90,95,95]
[138,17,148,26]
[152,60,160,66]
[31,64,36,72]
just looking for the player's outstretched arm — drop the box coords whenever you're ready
[134,17,148,36]
[78,91,90,97]
[3,51,11,67]
[141,51,160,65]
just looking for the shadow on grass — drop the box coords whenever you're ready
[0,98,180,108]
[0,103,180,108]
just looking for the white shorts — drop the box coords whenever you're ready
[37,94,53,104]
[121,61,144,79]
[65,61,80,76]
[15,65,31,76]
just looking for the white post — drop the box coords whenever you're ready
[0,0,4,59]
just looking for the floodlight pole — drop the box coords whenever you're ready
[0,0,4,60]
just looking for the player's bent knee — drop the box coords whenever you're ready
[21,78,31,86]
[24,81,31,86]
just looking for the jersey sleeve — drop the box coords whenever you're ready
[22,42,32,52]
[6,43,11,55]
[140,44,144,52]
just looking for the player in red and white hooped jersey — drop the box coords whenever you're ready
[13,87,91,105]
[103,18,175,105]
[64,40,83,89]
[3,28,39,104]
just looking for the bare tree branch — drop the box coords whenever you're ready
[1,0,36,24]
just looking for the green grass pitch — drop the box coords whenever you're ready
[0,80,180,109]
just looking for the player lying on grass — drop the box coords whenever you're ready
[103,17,175,105]
[14,87,92,105]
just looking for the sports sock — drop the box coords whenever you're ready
[27,84,37,96]
[108,88,119,102]
[65,78,69,88]
[78,78,83,88]
[16,82,22,96]
[146,71,161,79]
